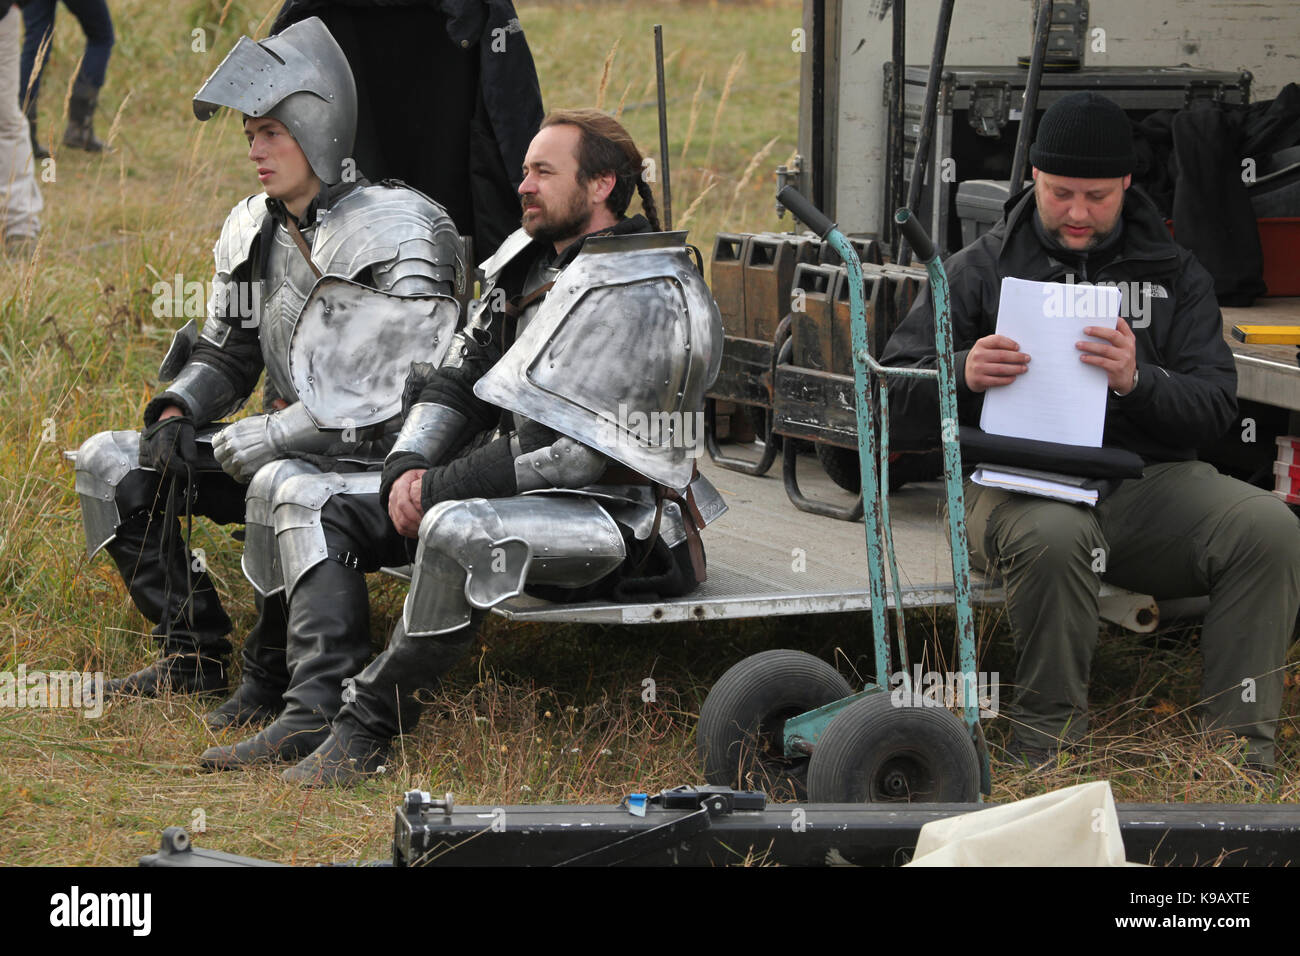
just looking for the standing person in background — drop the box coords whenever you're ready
[0,0,41,255]
[19,0,114,156]
[270,0,543,262]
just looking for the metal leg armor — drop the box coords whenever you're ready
[241,458,324,596]
[279,495,630,786]
[402,495,627,637]
[201,479,410,769]
[273,470,384,599]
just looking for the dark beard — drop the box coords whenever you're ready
[524,206,589,245]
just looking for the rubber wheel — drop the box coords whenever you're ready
[698,650,853,801]
[815,444,861,494]
[806,691,981,803]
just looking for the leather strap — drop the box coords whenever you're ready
[503,281,554,318]
[286,219,323,280]
[632,463,706,584]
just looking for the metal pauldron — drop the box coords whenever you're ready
[211,194,268,282]
[472,232,724,491]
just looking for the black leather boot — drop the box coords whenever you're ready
[203,593,291,730]
[278,723,391,787]
[200,560,373,770]
[282,619,475,787]
[63,79,106,152]
[102,651,228,699]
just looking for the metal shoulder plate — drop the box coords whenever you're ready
[473,232,724,491]
[213,194,270,280]
[313,184,464,294]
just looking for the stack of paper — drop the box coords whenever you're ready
[972,277,1122,507]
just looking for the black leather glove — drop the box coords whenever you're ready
[139,414,198,476]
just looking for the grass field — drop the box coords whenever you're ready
[0,0,1296,868]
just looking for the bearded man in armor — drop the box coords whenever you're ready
[72,18,462,727]
[199,110,726,782]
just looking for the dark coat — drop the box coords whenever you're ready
[880,184,1238,465]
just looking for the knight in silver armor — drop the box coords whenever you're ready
[229,110,728,787]
[72,18,462,721]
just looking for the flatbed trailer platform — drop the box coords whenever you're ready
[478,457,1159,631]
[1223,298,1300,412]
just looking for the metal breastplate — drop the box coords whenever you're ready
[256,221,319,402]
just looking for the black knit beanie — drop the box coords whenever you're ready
[1029,91,1135,178]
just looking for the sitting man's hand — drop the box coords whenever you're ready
[388,468,427,538]
[965,334,1031,393]
[1078,318,1138,395]
[139,407,198,476]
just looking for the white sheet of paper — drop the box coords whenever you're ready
[978,276,1119,447]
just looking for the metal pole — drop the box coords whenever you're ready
[654,24,673,231]
[898,0,956,266]
[1009,0,1053,189]
[888,0,905,259]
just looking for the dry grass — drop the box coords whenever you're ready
[2,0,1295,870]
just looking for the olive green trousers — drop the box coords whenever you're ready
[964,460,1300,766]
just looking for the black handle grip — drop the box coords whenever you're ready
[778,186,836,238]
[895,208,935,262]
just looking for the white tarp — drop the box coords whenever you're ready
[906,780,1142,866]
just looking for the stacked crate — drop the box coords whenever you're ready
[1274,436,1300,504]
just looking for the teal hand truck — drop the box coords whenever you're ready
[697,187,989,802]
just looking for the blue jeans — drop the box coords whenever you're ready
[19,0,114,110]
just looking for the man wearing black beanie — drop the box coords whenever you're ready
[883,91,1300,782]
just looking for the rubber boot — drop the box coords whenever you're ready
[63,79,106,152]
[202,592,291,731]
[282,619,475,787]
[100,502,233,700]
[200,560,374,770]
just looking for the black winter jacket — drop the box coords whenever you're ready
[879,184,1238,465]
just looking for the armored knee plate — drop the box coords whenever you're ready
[272,470,383,598]
[403,496,627,637]
[242,459,324,596]
[74,430,153,559]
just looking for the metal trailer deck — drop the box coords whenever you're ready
[1223,298,1300,413]
[485,456,1159,632]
